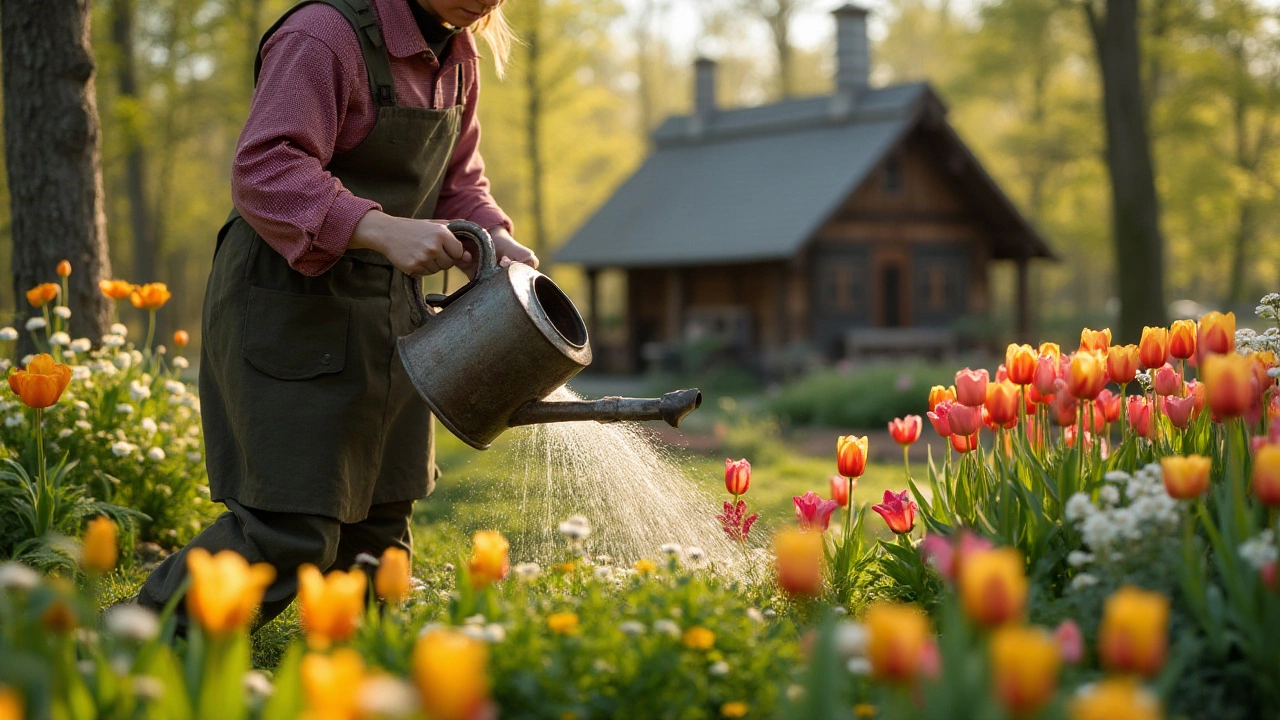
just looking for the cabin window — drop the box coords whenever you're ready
[883,156,903,194]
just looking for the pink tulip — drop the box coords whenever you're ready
[1128,396,1153,439]
[955,368,989,407]
[1055,620,1084,664]
[871,489,917,535]
[947,403,983,437]
[928,401,954,437]
[793,492,839,532]
[829,474,852,508]
[1032,355,1060,396]
[1163,395,1195,429]
[725,458,751,496]
[888,415,923,446]
[1153,364,1183,397]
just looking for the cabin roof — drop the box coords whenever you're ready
[555,82,1054,269]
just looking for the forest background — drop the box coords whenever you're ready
[0,0,1277,354]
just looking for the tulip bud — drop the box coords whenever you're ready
[1079,328,1112,354]
[173,330,190,348]
[865,602,930,683]
[467,531,510,589]
[1139,327,1170,369]
[1160,455,1211,499]
[81,517,118,574]
[871,489,917,535]
[1253,444,1280,506]
[375,547,412,604]
[837,435,869,478]
[990,625,1061,717]
[829,474,852,507]
[1127,396,1153,439]
[1169,319,1196,360]
[1106,345,1140,385]
[955,368,989,407]
[725,458,751,496]
[1006,344,1037,385]
[959,547,1027,627]
[887,416,922,446]
[1152,365,1183,396]
[774,529,824,597]
[1098,586,1169,677]
[56,260,71,277]
[1197,311,1236,358]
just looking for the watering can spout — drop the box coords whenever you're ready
[507,389,703,429]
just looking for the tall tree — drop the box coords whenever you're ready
[1082,0,1166,339]
[111,0,158,287]
[737,0,809,99]
[2,0,112,346]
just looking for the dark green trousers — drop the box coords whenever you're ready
[137,499,413,631]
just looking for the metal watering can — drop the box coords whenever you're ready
[397,221,702,450]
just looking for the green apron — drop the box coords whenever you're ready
[200,0,462,523]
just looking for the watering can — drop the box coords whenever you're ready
[397,221,702,450]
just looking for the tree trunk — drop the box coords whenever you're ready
[1,0,112,352]
[111,0,158,286]
[1084,0,1165,342]
[523,0,547,257]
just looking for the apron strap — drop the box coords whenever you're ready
[252,0,397,109]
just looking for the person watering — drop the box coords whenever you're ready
[135,0,534,628]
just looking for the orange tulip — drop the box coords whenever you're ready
[185,548,276,638]
[0,686,23,720]
[829,474,851,507]
[173,330,190,348]
[375,546,411,604]
[990,625,1061,717]
[298,565,367,648]
[1079,328,1111,354]
[99,279,134,300]
[725,458,751,496]
[301,649,364,720]
[56,260,71,277]
[959,547,1027,627]
[837,435,869,478]
[81,517,118,574]
[467,530,509,589]
[129,282,172,310]
[1067,351,1107,400]
[25,283,58,308]
[1098,586,1169,677]
[1253,444,1280,506]
[1106,345,1139,385]
[888,416,922,446]
[1201,353,1254,418]
[1138,327,1169,369]
[774,528,824,597]
[865,602,931,683]
[984,380,1020,428]
[7,354,71,409]
[950,432,979,454]
[927,385,956,412]
[1071,679,1162,720]
[1006,344,1037,385]
[413,629,491,720]
[1169,319,1196,360]
[1160,455,1210,499]
[1197,311,1235,357]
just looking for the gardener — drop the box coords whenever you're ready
[134,0,533,629]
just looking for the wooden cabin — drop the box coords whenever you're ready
[555,5,1054,374]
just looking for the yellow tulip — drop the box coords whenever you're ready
[298,565,366,649]
[467,530,509,589]
[185,548,276,638]
[1160,455,1211,500]
[960,547,1027,627]
[928,385,956,412]
[1098,586,1169,677]
[774,529,824,597]
[1106,344,1140,385]
[7,353,71,409]
[1071,679,1161,720]
[25,283,58,308]
[865,602,930,683]
[1138,327,1169,369]
[837,435,869,478]
[1006,344,1037,385]
[81,517,118,574]
[1079,328,1112,354]
[129,282,172,310]
[1253,443,1280,506]
[548,612,579,635]
[413,628,491,720]
[990,625,1061,717]
[301,649,363,720]
[1197,311,1235,356]
[682,626,715,650]
[375,547,411,604]
[1067,351,1108,400]
[0,686,21,720]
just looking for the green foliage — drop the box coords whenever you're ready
[768,361,957,428]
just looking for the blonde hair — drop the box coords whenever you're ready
[472,7,516,79]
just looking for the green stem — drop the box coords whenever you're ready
[145,309,156,361]
[902,445,910,482]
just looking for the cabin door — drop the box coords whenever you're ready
[874,250,910,328]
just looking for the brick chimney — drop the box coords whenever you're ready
[833,4,871,94]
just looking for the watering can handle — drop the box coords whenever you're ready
[406,220,499,327]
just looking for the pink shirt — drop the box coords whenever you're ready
[230,0,512,277]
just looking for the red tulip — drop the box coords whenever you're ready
[837,435,869,478]
[725,458,751,497]
[1169,320,1196,360]
[928,401,953,437]
[793,492,839,532]
[1152,365,1182,397]
[947,403,983,437]
[1098,389,1121,424]
[888,416,922,446]
[950,432,979,454]
[829,475,852,508]
[872,489,917,535]
[1187,379,1207,416]
[1127,396,1153,439]
[955,368,989,407]
[1032,355,1060,396]
[1163,395,1195,429]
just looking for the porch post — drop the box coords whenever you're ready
[1015,253,1031,342]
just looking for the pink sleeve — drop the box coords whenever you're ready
[230,27,378,277]
[434,61,514,234]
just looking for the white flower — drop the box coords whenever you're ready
[593,566,614,581]
[484,624,506,643]
[762,608,777,619]
[0,327,17,341]
[74,420,92,431]
[1097,485,1121,508]
[243,670,274,698]
[846,657,873,675]
[619,620,646,636]
[513,562,541,580]
[4,414,24,428]
[71,366,90,381]
[130,350,144,365]
[105,605,160,642]
[1067,551,1093,568]
[111,323,128,337]
[559,521,589,540]
[164,380,185,395]
[147,447,166,462]
[111,441,138,457]
[1069,573,1098,592]
[116,403,135,416]
[57,428,73,439]
[173,356,190,369]
[69,338,91,353]
[49,331,70,346]
[1240,530,1278,570]
[25,317,46,331]
[186,452,202,463]
[660,543,682,557]
[140,417,158,435]
[746,608,765,623]
[1065,493,1096,524]
[103,334,125,348]
[356,676,419,719]
[114,353,132,371]
[709,661,730,676]
[132,676,164,701]
[463,614,486,626]
[53,306,71,319]
[834,621,868,658]
[129,380,151,400]
[460,625,487,641]
[0,562,40,590]
[19,354,33,368]
[653,619,681,637]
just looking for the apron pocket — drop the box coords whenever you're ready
[242,286,350,380]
